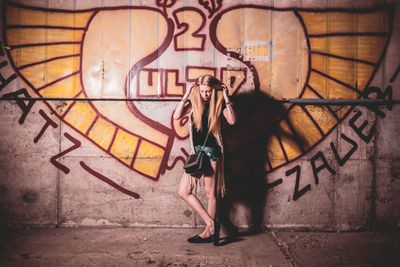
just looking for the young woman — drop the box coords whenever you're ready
[173,74,237,245]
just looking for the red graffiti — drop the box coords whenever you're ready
[50,132,81,174]
[80,161,140,199]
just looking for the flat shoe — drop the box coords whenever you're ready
[187,235,214,243]
[213,220,221,246]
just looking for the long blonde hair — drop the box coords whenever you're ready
[189,75,225,135]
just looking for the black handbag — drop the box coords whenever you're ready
[183,132,211,177]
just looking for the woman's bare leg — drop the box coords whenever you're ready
[178,173,214,237]
[205,161,217,217]
[199,161,217,237]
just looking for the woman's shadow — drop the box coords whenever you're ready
[217,90,304,246]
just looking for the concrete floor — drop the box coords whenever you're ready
[0,227,399,267]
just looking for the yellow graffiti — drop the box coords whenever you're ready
[275,10,388,170]
[217,8,309,99]
[4,2,391,176]
[5,4,171,178]
[215,7,389,170]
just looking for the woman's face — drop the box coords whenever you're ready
[199,85,212,102]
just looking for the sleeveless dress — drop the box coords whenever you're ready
[191,103,222,161]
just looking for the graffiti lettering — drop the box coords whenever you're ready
[286,165,311,201]
[266,177,283,190]
[272,76,398,201]
[277,111,362,201]
[310,151,336,185]
[34,110,58,143]
[0,61,17,93]
[1,43,33,124]
[0,2,398,207]
[349,110,375,144]
[50,132,81,174]
[138,69,164,97]
[362,85,393,118]
[80,161,140,199]
[0,41,17,92]
[221,68,247,95]
[1,89,35,124]
[330,134,358,166]
[173,8,206,51]
[165,70,185,97]
[0,45,142,199]
[137,67,246,97]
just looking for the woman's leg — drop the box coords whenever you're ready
[199,161,217,237]
[178,173,214,237]
[204,161,217,218]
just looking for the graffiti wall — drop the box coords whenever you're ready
[0,0,399,231]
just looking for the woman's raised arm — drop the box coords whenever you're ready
[173,84,193,120]
[222,85,237,125]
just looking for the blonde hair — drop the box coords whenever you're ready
[189,74,225,135]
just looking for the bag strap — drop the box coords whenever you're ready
[202,132,210,147]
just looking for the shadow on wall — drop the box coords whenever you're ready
[219,91,307,237]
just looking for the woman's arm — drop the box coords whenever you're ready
[173,84,193,120]
[222,86,237,125]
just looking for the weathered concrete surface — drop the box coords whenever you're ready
[275,230,400,267]
[0,227,289,267]
[0,227,399,267]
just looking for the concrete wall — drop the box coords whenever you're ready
[0,0,399,231]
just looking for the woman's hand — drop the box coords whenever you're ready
[183,83,195,101]
[222,84,237,125]
[222,84,229,98]
[174,83,194,120]
[222,84,231,104]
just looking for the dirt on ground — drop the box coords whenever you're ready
[275,230,400,267]
[0,227,399,266]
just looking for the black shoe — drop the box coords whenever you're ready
[187,235,214,243]
[213,220,221,246]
